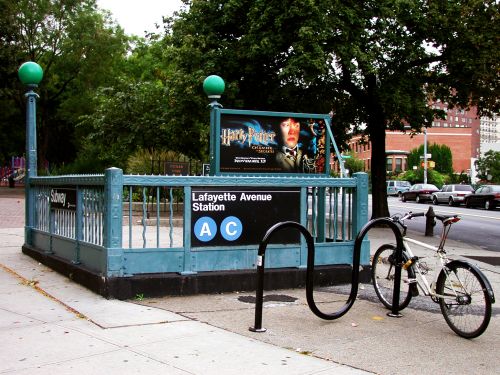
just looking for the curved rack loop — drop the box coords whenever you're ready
[249,221,311,332]
[353,217,406,317]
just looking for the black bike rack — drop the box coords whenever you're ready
[355,217,406,317]
[249,218,406,332]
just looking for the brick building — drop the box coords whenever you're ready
[344,102,480,175]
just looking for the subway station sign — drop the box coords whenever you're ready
[191,187,300,247]
[50,188,77,210]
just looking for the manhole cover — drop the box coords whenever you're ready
[238,294,298,304]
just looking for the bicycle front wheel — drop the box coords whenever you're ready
[372,244,413,310]
[436,262,492,339]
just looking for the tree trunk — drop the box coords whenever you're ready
[368,118,390,219]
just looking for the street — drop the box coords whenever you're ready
[383,196,500,252]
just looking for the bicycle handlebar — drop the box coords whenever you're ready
[392,211,460,226]
[393,211,424,223]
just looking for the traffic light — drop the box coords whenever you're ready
[421,161,436,168]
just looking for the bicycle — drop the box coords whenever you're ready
[371,211,495,338]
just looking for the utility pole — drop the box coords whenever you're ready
[423,127,428,184]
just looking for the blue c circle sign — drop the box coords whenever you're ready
[194,217,217,242]
[221,216,243,241]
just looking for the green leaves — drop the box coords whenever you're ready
[476,151,500,183]
[0,0,129,168]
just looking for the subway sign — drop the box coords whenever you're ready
[50,188,77,210]
[191,187,300,247]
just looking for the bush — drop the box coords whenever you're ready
[400,168,445,188]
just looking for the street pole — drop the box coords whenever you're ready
[423,127,428,184]
[203,75,225,176]
[18,62,43,246]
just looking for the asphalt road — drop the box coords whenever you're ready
[382,196,500,252]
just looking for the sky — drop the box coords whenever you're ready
[97,0,185,36]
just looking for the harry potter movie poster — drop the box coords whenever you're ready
[219,114,327,174]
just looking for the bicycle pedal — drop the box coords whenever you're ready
[411,285,419,297]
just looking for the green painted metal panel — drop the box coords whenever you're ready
[123,249,184,274]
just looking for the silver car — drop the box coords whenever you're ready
[431,184,474,206]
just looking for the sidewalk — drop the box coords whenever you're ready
[1,188,498,374]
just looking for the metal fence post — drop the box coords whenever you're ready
[352,172,368,233]
[74,187,83,264]
[104,167,124,277]
[352,172,369,260]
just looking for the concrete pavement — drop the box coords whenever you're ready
[1,187,499,374]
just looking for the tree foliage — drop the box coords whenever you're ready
[344,152,365,175]
[407,143,453,175]
[400,168,445,188]
[78,80,171,168]
[0,0,128,168]
[475,150,500,183]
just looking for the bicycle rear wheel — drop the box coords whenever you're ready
[436,261,492,338]
[372,244,413,310]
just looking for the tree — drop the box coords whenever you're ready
[325,0,499,218]
[159,0,346,164]
[0,0,24,165]
[475,150,500,183]
[344,152,365,176]
[407,143,453,175]
[161,0,499,219]
[78,79,171,168]
[0,0,128,169]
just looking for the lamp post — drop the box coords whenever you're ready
[18,61,43,245]
[203,75,225,176]
[423,127,428,184]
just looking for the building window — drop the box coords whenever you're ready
[386,158,393,172]
[395,158,402,173]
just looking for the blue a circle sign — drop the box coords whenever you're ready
[194,217,217,242]
[191,187,300,247]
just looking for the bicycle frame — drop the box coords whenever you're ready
[397,213,469,302]
[402,236,449,299]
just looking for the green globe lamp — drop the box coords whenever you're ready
[18,61,44,86]
[203,75,225,100]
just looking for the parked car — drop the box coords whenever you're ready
[464,185,500,210]
[401,183,439,203]
[431,184,474,206]
[387,180,412,197]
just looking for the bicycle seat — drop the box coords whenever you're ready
[436,214,460,226]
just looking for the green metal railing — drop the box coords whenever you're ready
[27,170,369,277]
